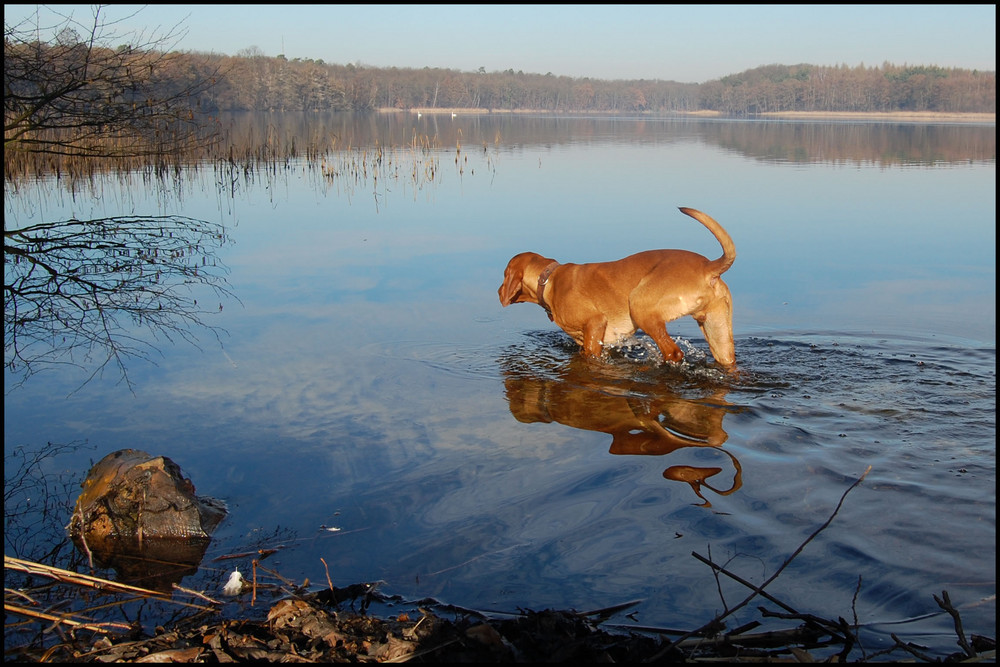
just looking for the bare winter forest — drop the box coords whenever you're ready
[175,51,999,115]
[5,29,995,120]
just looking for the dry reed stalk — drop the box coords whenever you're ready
[5,555,164,598]
[4,555,217,613]
[4,602,133,634]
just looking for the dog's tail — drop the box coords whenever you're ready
[678,207,736,276]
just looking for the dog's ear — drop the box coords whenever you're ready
[498,258,524,306]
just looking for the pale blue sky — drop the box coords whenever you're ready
[5,4,995,83]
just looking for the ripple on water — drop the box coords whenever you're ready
[360,328,993,654]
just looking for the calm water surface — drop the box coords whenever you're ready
[4,114,995,657]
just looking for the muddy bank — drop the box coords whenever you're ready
[6,553,995,663]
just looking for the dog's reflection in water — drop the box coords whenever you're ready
[502,359,741,508]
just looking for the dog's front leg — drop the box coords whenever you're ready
[581,316,609,358]
[649,328,685,363]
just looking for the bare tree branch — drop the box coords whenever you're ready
[4,5,221,177]
[4,7,235,391]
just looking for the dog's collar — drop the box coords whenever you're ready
[536,261,560,321]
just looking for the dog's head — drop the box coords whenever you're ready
[498,252,549,306]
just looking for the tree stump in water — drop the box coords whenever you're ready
[68,449,227,590]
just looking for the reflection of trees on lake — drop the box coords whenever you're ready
[4,440,89,564]
[219,112,997,169]
[4,8,237,390]
[4,216,234,390]
[701,120,997,166]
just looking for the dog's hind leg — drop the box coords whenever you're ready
[632,315,685,363]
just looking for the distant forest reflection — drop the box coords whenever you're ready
[212,112,997,168]
[6,113,995,186]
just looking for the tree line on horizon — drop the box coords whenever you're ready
[193,49,996,116]
[5,13,996,138]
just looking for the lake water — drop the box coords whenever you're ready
[4,113,995,658]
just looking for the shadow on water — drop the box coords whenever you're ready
[498,335,744,508]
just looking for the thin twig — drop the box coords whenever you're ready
[255,563,300,588]
[673,625,824,649]
[706,544,729,614]
[713,466,870,623]
[746,466,872,609]
[691,551,802,618]
[836,616,856,662]
[172,583,221,606]
[577,599,643,624]
[252,559,258,607]
[321,557,334,593]
[890,632,938,662]
[646,466,872,662]
[851,574,866,661]
[213,548,281,562]
[934,590,976,658]
[4,586,40,605]
[73,504,95,570]
[757,607,847,640]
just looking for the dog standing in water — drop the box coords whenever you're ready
[498,207,736,367]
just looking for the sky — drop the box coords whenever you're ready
[5,4,996,83]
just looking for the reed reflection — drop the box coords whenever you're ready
[219,112,995,168]
[501,354,742,508]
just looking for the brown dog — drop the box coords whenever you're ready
[498,207,736,367]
